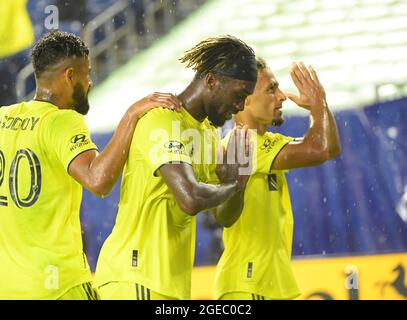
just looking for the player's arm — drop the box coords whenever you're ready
[159,163,241,217]
[211,127,252,227]
[211,190,245,228]
[68,93,181,197]
[159,128,250,222]
[272,62,341,170]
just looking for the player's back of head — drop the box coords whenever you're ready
[31,31,89,79]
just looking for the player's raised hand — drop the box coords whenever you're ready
[285,62,327,111]
[216,125,253,190]
[216,128,238,184]
[235,124,253,190]
[129,92,182,119]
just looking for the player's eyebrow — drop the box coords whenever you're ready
[268,81,279,90]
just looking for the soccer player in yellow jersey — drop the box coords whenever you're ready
[0,31,181,300]
[95,36,258,300]
[214,58,341,300]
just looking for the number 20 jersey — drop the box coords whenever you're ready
[0,100,97,299]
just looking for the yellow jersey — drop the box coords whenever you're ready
[0,0,34,58]
[214,131,301,299]
[95,107,219,300]
[0,100,97,299]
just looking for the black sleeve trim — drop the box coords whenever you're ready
[269,140,292,173]
[153,161,193,177]
[66,148,99,174]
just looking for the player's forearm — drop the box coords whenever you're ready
[212,190,245,228]
[88,110,138,196]
[185,181,240,216]
[303,104,331,159]
[326,107,341,158]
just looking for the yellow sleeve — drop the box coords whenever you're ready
[255,133,294,174]
[134,108,193,176]
[0,0,34,58]
[47,110,98,171]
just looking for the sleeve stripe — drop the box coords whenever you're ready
[66,148,98,173]
[135,283,140,300]
[141,285,145,300]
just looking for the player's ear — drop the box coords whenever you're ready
[204,72,219,91]
[245,94,252,107]
[64,67,75,87]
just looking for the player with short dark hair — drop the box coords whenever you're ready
[95,35,258,300]
[214,58,341,300]
[0,31,181,299]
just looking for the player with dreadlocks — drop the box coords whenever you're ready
[95,35,258,300]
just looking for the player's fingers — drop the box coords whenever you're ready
[291,62,307,83]
[227,129,237,163]
[148,98,177,110]
[308,65,322,87]
[289,64,304,90]
[151,93,182,110]
[150,96,181,111]
[297,61,313,86]
[240,125,248,157]
[245,127,250,158]
[234,127,240,162]
[151,92,181,104]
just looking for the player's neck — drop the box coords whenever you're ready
[177,83,207,123]
[236,112,267,136]
[34,87,69,110]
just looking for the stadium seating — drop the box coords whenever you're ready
[85,0,407,134]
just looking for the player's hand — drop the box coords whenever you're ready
[285,61,327,111]
[235,124,254,190]
[216,125,253,190]
[129,92,182,119]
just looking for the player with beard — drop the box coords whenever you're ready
[0,31,181,299]
[214,58,341,300]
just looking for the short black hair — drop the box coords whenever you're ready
[180,35,257,81]
[31,31,89,78]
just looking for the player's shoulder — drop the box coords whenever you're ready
[145,107,183,120]
[1,102,22,109]
[138,107,185,128]
[263,131,291,143]
[46,108,85,126]
[0,101,26,115]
